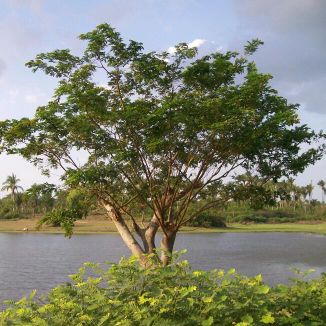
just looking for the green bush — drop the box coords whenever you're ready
[255,210,296,219]
[0,198,19,220]
[0,211,20,220]
[0,207,20,220]
[230,214,268,223]
[227,210,299,224]
[1,255,325,325]
[186,213,226,228]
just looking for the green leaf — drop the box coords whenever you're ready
[227,268,236,275]
[242,314,253,324]
[255,285,270,294]
[202,316,214,326]
[261,313,275,324]
[98,314,111,325]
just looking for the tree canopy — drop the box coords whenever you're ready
[0,23,324,264]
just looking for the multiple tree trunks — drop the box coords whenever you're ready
[104,203,176,266]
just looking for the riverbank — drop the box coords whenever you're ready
[0,218,326,234]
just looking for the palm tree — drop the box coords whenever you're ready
[25,184,42,217]
[1,174,23,212]
[317,180,326,203]
[306,183,314,203]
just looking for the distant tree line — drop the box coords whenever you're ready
[224,172,326,210]
[0,174,92,221]
[0,172,325,226]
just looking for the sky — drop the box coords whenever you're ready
[0,0,325,198]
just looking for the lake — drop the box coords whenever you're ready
[0,232,325,304]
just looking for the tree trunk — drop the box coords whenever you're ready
[104,203,145,261]
[144,215,159,253]
[104,203,177,267]
[160,227,176,266]
[11,192,15,213]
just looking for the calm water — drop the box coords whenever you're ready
[0,232,325,303]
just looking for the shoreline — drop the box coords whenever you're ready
[0,218,325,235]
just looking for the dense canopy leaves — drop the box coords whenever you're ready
[0,23,323,261]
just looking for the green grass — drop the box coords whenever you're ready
[181,222,326,234]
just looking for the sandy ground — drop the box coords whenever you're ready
[0,217,326,234]
[0,217,117,233]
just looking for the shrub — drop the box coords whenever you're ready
[0,199,19,220]
[186,213,226,228]
[1,255,325,325]
[255,210,296,219]
[230,214,268,223]
[227,210,298,224]
[0,211,20,220]
[0,207,20,220]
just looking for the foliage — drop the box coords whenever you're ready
[226,209,297,224]
[24,183,56,216]
[37,188,94,236]
[1,174,23,213]
[1,256,325,325]
[317,180,326,203]
[38,208,78,237]
[0,196,20,219]
[186,213,226,228]
[1,174,23,196]
[0,23,323,260]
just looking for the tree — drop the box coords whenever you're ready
[25,183,56,217]
[0,24,324,265]
[25,184,42,217]
[226,172,277,210]
[1,174,23,212]
[317,180,326,203]
[306,183,313,203]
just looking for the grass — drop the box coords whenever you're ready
[182,222,326,234]
[0,217,326,235]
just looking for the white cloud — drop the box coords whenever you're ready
[0,59,6,77]
[167,38,207,54]
[24,92,45,104]
[234,0,326,114]
[9,88,19,98]
[7,0,44,12]
[188,38,206,48]
[167,46,176,54]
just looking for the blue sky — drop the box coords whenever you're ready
[0,0,325,198]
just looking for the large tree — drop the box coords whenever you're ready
[0,24,324,265]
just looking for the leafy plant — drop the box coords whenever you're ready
[1,255,325,325]
[186,213,226,228]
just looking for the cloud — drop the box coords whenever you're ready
[7,0,44,12]
[167,46,177,54]
[233,0,326,114]
[0,16,43,61]
[24,92,45,105]
[5,88,46,106]
[168,38,208,54]
[90,0,146,26]
[188,38,206,48]
[0,59,6,77]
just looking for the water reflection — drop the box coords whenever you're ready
[0,232,325,303]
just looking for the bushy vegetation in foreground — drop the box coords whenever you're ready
[1,255,325,326]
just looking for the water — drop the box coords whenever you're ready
[0,232,325,303]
